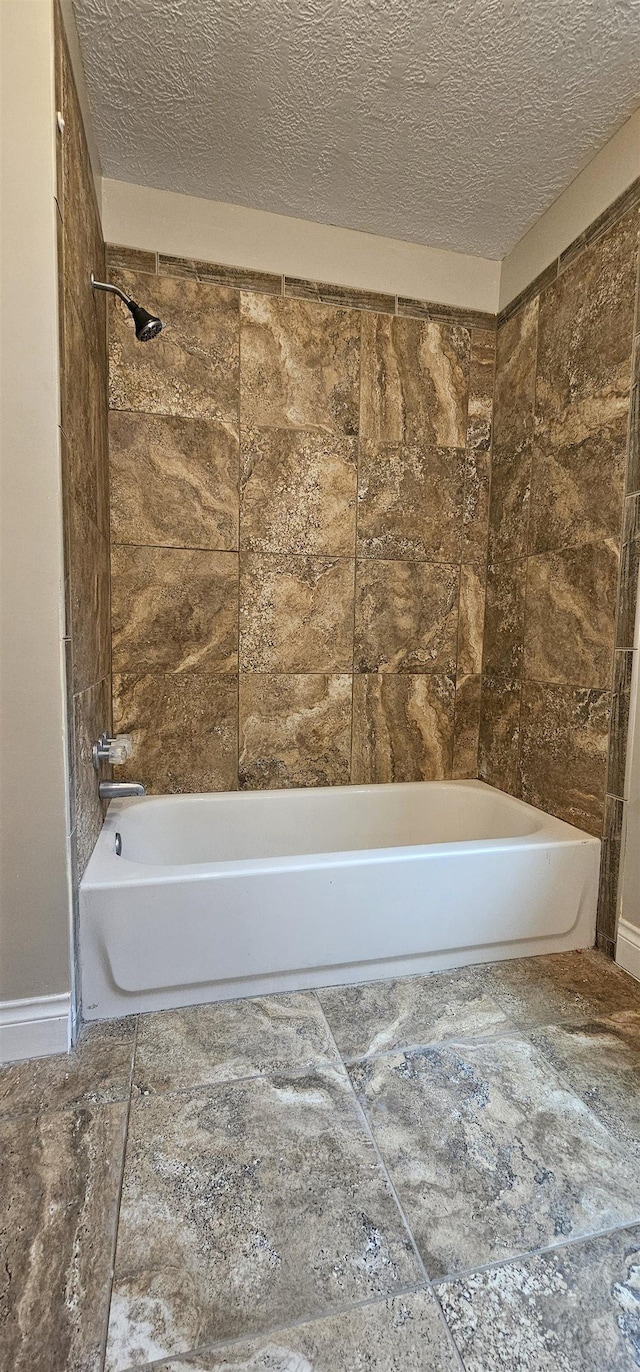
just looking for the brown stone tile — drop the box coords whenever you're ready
[239,553,354,672]
[240,293,360,434]
[73,676,111,876]
[318,967,513,1060]
[360,314,470,447]
[154,1291,460,1371]
[357,440,465,562]
[239,674,352,788]
[617,493,640,649]
[597,796,625,945]
[354,559,459,675]
[108,270,240,425]
[478,677,521,795]
[440,1223,640,1369]
[467,328,495,452]
[133,993,340,1095]
[397,297,496,331]
[493,299,538,451]
[1,1103,126,1372]
[59,27,105,346]
[159,254,281,295]
[452,673,482,779]
[608,650,634,798]
[109,412,239,551]
[0,1017,136,1118]
[111,545,238,675]
[536,208,638,424]
[482,558,527,680]
[458,564,485,677]
[350,1035,640,1279]
[68,497,110,694]
[113,673,238,793]
[240,428,357,556]
[62,290,108,532]
[530,1005,640,1155]
[284,276,395,313]
[483,948,640,1028]
[487,443,532,567]
[628,333,640,495]
[524,544,618,688]
[528,415,627,554]
[519,681,611,834]
[461,448,491,565]
[106,243,157,274]
[105,1071,420,1364]
[351,674,455,783]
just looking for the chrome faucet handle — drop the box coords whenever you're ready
[92,732,133,770]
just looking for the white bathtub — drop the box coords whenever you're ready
[79,780,600,1020]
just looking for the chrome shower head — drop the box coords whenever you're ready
[90,275,164,341]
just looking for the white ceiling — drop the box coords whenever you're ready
[74,0,640,260]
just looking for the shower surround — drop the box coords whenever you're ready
[107,249,495,794]
[105,183,639,956]
[55,2,111,889]
[480,189,640,954]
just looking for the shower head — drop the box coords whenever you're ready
[90,275,164,341]
[127,301,164,342]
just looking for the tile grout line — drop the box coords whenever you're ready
[310,991,432,1286]
[113,1281,437,1372]
[431,1212,640,1290]
[99,1014,139,1372]
[310,990,468,1370]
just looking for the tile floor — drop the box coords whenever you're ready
[3,950,640,1371]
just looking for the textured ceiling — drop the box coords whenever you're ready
[74,0,640,259]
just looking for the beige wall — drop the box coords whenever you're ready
[102,178,502,315]
[0,0,71,1003]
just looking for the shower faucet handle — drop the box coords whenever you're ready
[92,732,134,770]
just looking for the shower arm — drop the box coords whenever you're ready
[90,274,133,305]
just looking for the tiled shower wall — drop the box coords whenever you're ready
[479,184,640,955]
[106,248,495,792]
[54,2,111,898]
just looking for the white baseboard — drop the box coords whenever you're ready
[0,993,71,1064]
[616,919,640,983]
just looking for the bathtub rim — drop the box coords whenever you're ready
[81,779,601,890]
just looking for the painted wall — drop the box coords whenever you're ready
[54,1,112,900]
[106,248,495,792]
[0,1,71,1010]
[479,188,640,956]
[102,179,501,315]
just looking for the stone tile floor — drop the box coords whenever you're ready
[3,950,640,1370]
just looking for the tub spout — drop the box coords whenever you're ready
[99,780,146,800]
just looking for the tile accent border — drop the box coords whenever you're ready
[107,177,640,334]
[106,243,498,331]
[498,176,640,325]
